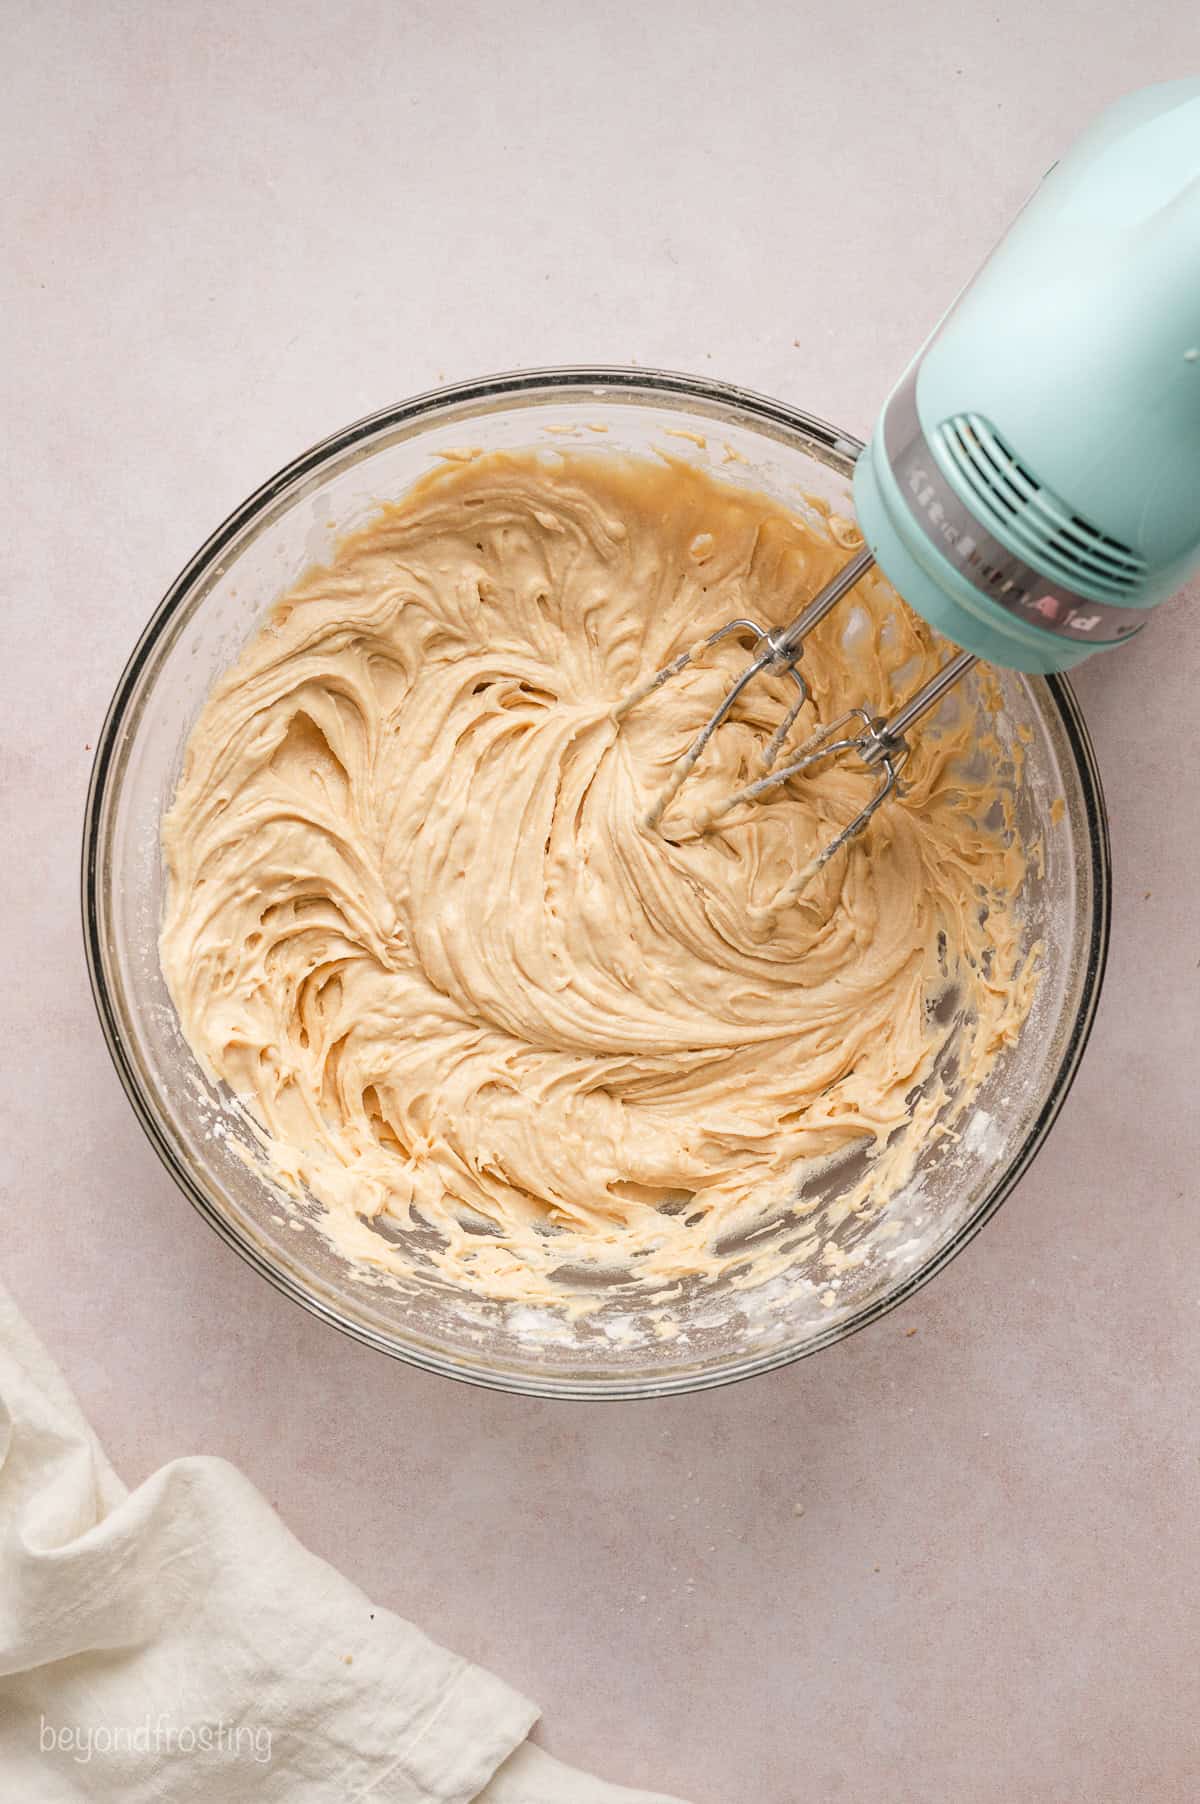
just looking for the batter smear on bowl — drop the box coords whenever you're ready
[160,449,1035,1307]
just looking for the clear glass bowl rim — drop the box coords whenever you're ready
[81,366,1112,1400]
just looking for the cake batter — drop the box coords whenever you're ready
[160,449,1032,1306]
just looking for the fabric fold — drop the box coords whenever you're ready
[0,1281,688,1803]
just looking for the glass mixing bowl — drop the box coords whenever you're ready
[83,368,1109,1398]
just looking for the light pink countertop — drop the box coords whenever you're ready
[4,6,1198,1799]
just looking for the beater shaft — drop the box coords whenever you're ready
[773,546,877,660]
[693,646,979,894]
[616,536,981,896]
[856,648,978,767]
[622,546,877,830]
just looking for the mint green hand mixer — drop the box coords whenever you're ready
[625,79,1200,882]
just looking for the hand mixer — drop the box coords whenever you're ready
[620,79,1200,890]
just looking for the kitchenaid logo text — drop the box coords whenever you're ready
[905,463,1104,634]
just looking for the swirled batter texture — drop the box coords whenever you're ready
[161,450,1031,1305]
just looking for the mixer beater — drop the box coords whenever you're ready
[615,544,977,877]
[616,79,1200,893]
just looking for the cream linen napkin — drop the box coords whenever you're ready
[0,1283,688,1803]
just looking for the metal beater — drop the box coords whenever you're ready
[619,79,1200,885]
[616,545,977,876]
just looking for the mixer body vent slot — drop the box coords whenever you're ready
[935,413,1146,599]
